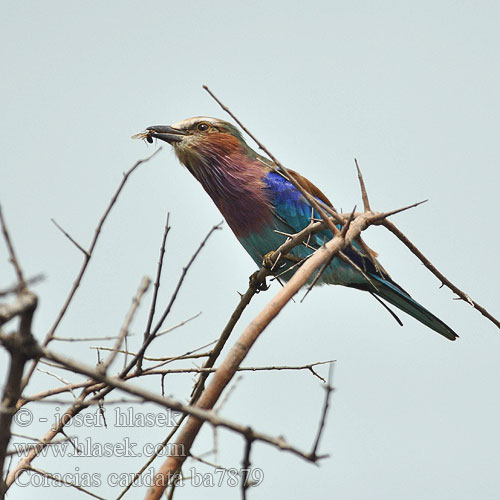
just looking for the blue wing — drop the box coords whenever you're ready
[260,171,377,286]
[238,171,458,340]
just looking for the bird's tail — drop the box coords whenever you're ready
[370,275,458,341]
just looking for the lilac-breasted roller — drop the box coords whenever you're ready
[134,117,457,341]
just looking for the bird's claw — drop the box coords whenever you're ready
[263,251,301,271]
[249,271,269,293]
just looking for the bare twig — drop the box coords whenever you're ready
[0,205,26,290]
[90,344,211,364]
[124,223,222,383]
[36,368,77,400]
[50,218,89,257]
[101,276,151,373]
[241,436,253,500]
[136,342,217,374]
[18,381,100,408]
[52,335,125,342]
[310,364,335,459]
[40,360,333,380]
[138,213,171,372]
[0,275,44,298]
[383,220,500,328]
[156,312,202,337]
[115,415,188,500]
[150,222,222,337]
[27,466,106,500]
[189,278,263,403]
[18,397,143,406]
[189,453,226,470]
[6,436,71,456]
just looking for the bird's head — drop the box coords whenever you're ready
[133,117,258,171]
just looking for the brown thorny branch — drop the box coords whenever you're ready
[17,360,333,406]
[0,89,496,500]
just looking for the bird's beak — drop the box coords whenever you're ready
[146,125,189,144]
[132,125,188,144]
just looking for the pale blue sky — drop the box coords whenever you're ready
[1,1,499,499]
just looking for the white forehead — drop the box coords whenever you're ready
[171,116,220,130]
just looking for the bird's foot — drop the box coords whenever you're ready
[262,251,300,269]
[249,271,269,293]
[262,251,302,275]
[262,251,278,270]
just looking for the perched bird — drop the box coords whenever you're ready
[133,116,457,341]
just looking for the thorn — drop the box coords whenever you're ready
[340,206,357,238]
[373,200,428,222]
[355,158,371,212]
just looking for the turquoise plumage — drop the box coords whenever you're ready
[134,116,458,341]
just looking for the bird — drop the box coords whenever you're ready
[132,116,458,341]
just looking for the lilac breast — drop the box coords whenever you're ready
[183,151,273,237]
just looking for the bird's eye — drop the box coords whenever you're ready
[197,123,209,132]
